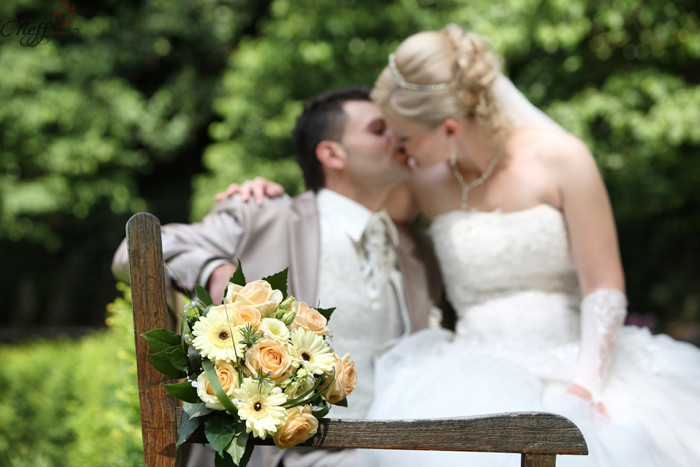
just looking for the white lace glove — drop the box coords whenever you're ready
[572,288,627,401]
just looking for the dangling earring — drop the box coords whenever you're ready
[448,136,457,167]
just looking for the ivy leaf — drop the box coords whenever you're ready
[176,410,203,447]
[148,349,186,379]
[231,259,246,287]
[261,268,288,297]
[226,425,253,467]
[205,411,237,457]
[163,380,200,403]
[316,307,335,322]
[141,328,181,353]
[195,283,214,307]
[164,346,190,371]
[183,401,214,419]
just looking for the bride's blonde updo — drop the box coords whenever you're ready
[372,24,512,133]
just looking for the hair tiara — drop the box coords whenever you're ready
[388,53,453,91]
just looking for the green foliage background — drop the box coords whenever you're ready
[0,0,698,461]
[0,284,143,466]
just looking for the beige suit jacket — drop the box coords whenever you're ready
[112,191,442,334]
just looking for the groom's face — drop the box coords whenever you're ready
[339,100,410,190]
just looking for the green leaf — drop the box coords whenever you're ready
[176,411,203,448]
[148,349,186,379]
[141,328,181,353]
[183,401,214,418]
[205,411,237,456]
[261,268,288,297]
[164,345,191,372]
[195,283,214,306]
[163,380,200,403]
[312,402,331,420]
[187,344,202,373]
[225,422,252,466]
[333,397,348,407]
[231,259,246,286]
[316,307,335,322]
[202,359,238,415]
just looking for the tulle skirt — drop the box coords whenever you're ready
[356,327,700,466]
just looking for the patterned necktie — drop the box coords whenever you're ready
[362,212,396,301]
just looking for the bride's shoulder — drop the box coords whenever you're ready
[511,128,592,168]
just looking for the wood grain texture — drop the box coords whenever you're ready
[128,213,183,467]
[187,412,587,456]
[128,212,589,467]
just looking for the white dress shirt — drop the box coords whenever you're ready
[315,189,407,419]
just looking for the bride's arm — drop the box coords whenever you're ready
[554,134,627,408]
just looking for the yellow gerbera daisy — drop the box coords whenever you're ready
[192,306,246,362]
[233,378,288,439]
[289,328,335,375]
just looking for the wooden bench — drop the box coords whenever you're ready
[126,212,588,466]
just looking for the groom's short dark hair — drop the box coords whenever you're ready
[292,86,371,191]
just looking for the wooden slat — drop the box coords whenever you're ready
[186,412,587,456]
[302,413,588,454]
[127,213,182,467]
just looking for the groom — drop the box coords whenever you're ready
[112,86,446,466]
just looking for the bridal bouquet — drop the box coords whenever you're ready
[142,263,357,466]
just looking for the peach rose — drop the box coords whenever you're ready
[225,280,283,317]
[323,353,357,404]
[290,301,328,336]
[273,405,318,449]
[232,304,261,329]
[196,361,239,410]
[244,338,293,383]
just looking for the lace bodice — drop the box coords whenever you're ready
[430,204,581,345]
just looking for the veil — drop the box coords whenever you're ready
[493,74,567,134]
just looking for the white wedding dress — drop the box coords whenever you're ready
[358,205,700,466]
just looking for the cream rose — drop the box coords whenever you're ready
[323,353,357,404]
[196,361,239,410]
[224,280,283,317]
[244,338,293,383]
[260,317,290,342]
[284,374,316,400]
[273,405,318,449]
[290,301,329,336]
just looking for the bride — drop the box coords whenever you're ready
[354,24,700,466]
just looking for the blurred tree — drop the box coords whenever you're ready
[192,0,699,340]
[0,0,270,335]
[0,0,697,342]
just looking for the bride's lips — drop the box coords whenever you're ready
[393,148,415,169]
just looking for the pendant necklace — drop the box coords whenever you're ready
[449,145,501,210]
